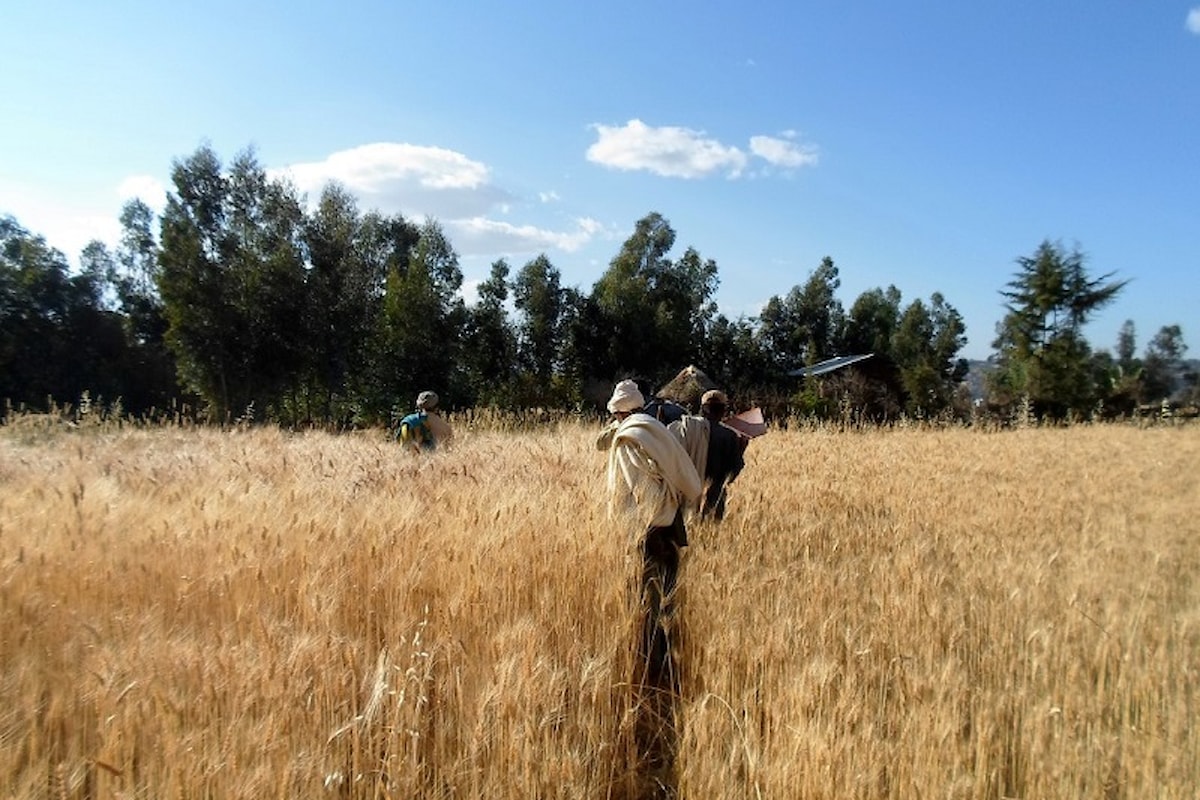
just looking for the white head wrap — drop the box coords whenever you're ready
[606,379,645,414]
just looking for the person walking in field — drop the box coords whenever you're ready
[670,389,744,521]
[594,378,686,452]
[599,379,702,686]
[396,390,453,453]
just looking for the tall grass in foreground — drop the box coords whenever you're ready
[1,421,1197,798]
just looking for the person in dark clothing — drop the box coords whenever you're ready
[697,389,745,520]
[633,377,687,426]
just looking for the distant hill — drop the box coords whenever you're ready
[964,359,994,401]
[961,358,1198,403]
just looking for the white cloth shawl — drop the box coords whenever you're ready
[607,413,703,528]
[668,414,710,504]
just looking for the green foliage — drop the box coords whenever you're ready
[513,254,565,402]
[790,382,836,418]
[0,216,144,410]
[1116,319,1137,369]
[1093,319,1194,414]
[300,187,421,423]
[591,212,718,383]
[157,145,309,421]
[758,271,968,420]
[16,141,1194,427]
[1140,324,1188,403]
[844,285,901,357]
[462,259,518,407]
[698,314,774,401]
[988,240,1127,418]
[557,287,610,402]
[758,257,845,372]
[892,293,968,416]
[370,220,465,420]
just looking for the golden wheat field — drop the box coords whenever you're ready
[1,415,1198,799]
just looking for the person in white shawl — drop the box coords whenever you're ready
[602,381,701,530]
[600,379,701,687]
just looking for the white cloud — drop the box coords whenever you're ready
[0,179,121,261]
[447,216,606,257]
[587,120,819,179]
[274,142,604,259]
[586,119,748,179]
[274,142,512,219]
[749,135,819,169]
[116,175,167,211]
[1188,8,1200,34]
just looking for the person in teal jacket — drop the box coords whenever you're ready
[396,391,453,452]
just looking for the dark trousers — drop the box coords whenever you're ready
[629,509,687,790]
[701,481,728,520]
[639,509,686,689]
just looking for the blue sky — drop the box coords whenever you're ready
[3,2,1197,361]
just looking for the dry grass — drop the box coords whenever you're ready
[1,419,1197,798]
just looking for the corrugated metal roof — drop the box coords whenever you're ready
[787,353,874,377]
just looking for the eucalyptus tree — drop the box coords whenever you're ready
[229,152,308,419]
[698,313,773,400]
[513,254,565,403]
[658,244,720,367]
[349,210,423,419]
[1140,324,1188,403]
[374,218,465,416]
[758,256,845,373]
[302,184,402,422]
[837,285,906,416]
[558,286,610,406]
[462,258,517,406]
[0,216,132,409]
[1093,319,1143,415]
[76,239,168,410]
[157,145,308,421]
[591,213,672,379]
[755,294,794,375]
[892,293,967,415]
[1,218,71,405]
[844,285,902,357]
[1116,319,1137,372]
[110,199,166,342]
[591,212,718,383]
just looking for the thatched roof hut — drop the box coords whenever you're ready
[656,365,718,409]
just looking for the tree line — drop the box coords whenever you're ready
[1,144,1193,426]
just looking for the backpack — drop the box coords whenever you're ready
[644,397,686,426]
[396,411,433,451]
